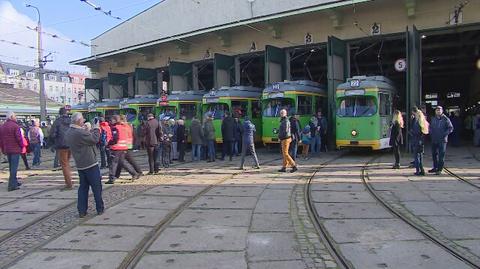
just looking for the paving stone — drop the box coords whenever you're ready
[412,181,474,191]
[311,191,376,203]
[313,203,391,219]
[323,219,424,243]
[401,201,453,216]
[249,260,306,269]
[143,184,206,197]
[247,232,302,261]
[424,190,480,202]
[259,189,292,199]
[0,198,16,206]
[388,189,431,201]
[440,202,480,217]
[0,188,47,198]
[205,186,265,197]
[190,196,257,209]
[149,227,248,251]
[254,199,289,213]
[266,183,295,190]
[369,182,416,191]
[43,225,150,251]
[0,211,51,229]
[0,199,72,212]
[0,230,11,237]
[136,252,247,269]
[250,213,294,232]
[30,188,79,199]
[339,240,470,269]
[420,216,480,239]
[85,206,170,226]
[120,195,188,210]
[311,182,366,192]
[170,209,252,227]
[9,251,126,269]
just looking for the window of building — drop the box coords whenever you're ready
[48,75,57,81]
[26,72,35,79]
[62,77,70,83]
[297,96,313,115]
[9,69,19,76]
[49,86,53,92]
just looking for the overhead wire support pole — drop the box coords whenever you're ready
[26,4,47,121]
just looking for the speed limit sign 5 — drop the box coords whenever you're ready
[395,59,406,72]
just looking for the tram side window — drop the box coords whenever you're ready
[139,107,154,121]
[205,104,229,120]
[179,104,196,120]
[378,93,391,116]
[263,99,294,117]
[297,96,312,115]
[122,108,137,123]
[232,101,248,118]
[251,101,261,119]
[337,96,376,117]
[159,107,176,120]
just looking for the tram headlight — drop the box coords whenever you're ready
[351,130,358,137]
[273,128,278,134]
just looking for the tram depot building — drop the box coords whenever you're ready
[72,0,480,144]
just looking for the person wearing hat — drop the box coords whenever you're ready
[203,113,216,162]
[429,106,453,175]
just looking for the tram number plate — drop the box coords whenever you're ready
[350,141,359,145]
[350,79,361,87]
[268,92,284,99]
[206,97,220,103]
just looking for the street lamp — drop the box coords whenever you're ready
[26,4,47,121]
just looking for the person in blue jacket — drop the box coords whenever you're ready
[239,117,260,170]
[428,106,453,175]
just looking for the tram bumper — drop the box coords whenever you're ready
[336,140,384,150]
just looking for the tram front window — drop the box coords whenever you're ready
[159,106,176,120]
[263,99,294,117]
[337,96,377,117]
[105,110,120,119]
[204,103,229,120]
[122,108,137,123]
[179,104,197,120]
[139,107,154,121]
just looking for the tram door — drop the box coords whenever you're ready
[135,68,157,95]
[107,73,128,99]
[327,36,349,149]
[84,78,103,102]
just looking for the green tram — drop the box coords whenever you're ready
[336,76,395,150]
[262,80,327,144]
[119,96,159,127]
[89,99,121,121]
[157,91,204,130]
[202,86,263,143]
[70,103,90,120]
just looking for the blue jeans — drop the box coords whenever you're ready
[311,135,321,153]
[207,140,216,161]
[192,144,202,161]
[7,154,20,191]
[77,165,104,214]
[289,139,298,161]
[32,143,41,166]
[414,152,424,173]
[431,142,447,171]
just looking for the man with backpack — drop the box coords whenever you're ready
[50,108,73,189]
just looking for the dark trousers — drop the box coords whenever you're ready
[77,165,104,214]
[431,142,447,171]
[289,139,298,161]
[53,149,59,168]
[21,153,29,169]
[240,143,259,168]
[414,152,424,173]
[393,145,400,165]
[207,140,216,161]
[221,141,234,160]
[321,133,328,152]
[147,146,159,173]
[99,145,108,168]
[192,144,202,161]
[125,150,142,174]
[178,141,185,161]
[7,154,20,191]
[109,151,137,180]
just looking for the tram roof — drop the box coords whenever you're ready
[167,91,206,102]
[337,76,396,92]
[93,99,121,108]
[204,86,262,99]
[124,95,159,105]
[263,80,326,94]
[71,103,90,110]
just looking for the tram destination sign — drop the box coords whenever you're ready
[268,92,284,99]
[205,97,220,103]
[345,89,365,96]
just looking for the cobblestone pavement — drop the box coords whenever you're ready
[1,146,479,269]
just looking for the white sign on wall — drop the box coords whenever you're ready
[305,33,313,44]
[394,59,407,72]
[371,23,381,36]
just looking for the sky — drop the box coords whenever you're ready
[0,0,161,74]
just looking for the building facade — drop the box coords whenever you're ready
[0,61,87,106]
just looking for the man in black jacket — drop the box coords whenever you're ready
[144,114,162,174]
[289,112,301,161]
[278,109,297,173]
[221,111,235,161]
[50,108,73,189]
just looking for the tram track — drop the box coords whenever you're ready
[362,154,480,268]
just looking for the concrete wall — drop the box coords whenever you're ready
[91,0,355,55]
[93,0,480,78]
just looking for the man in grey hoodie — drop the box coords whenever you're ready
[429,106,453,175]
[65,113,104,218]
